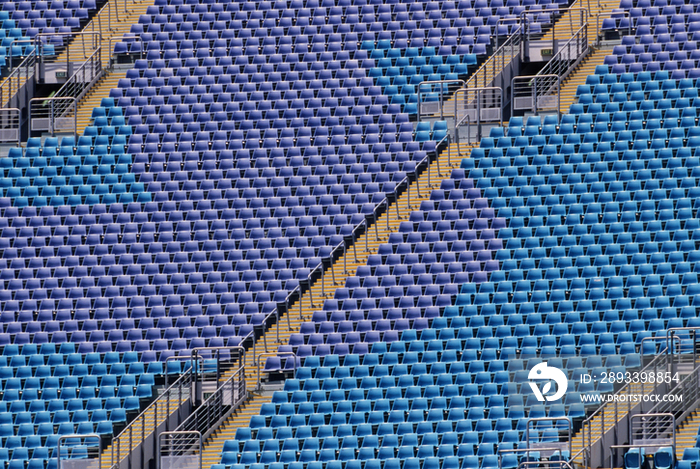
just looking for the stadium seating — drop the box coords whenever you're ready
[3,0,700,465]
[0,341,156,468]
[0,0,102,67]
[244,2,700,468]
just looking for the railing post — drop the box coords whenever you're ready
[427,154,431,188]
[384,200,389,231]
[128,427,132,469]
[352,231,358,263]
[406,179,411,209]
[330,255,336,286]
[364,221,368,252]
[374,211,379,241]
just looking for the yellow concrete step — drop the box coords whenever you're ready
[558,46,615,112]
[0,0,152,108]
[60,0,155,68]
[71,70,127,135]
[200,395,273,469]
[199,143,476,468]
[676,411,700,460]
[570,384,646,464]
[439,0,618,120]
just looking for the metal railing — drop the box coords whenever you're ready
[536,22,589,99]
[453,86,503,144]
[173,362,247,441]
[4,38,35,74]
[649,363,700,416]
[109,366,194,469]
[667,326,700,372]
[417,79,465,121]
[0,108,20,144]
[466,28,522,91]
[35,31,102,68]
[158,431,202,469]
[630,413,675,448]
[525,417,572,457]
[0,48,37,108]
[57,434,102,469]
[28,46,102,137]
[610,414,676,469]
[579,350,670,469]
[511,74,561,120]
[500,447,574,469]
[517,458,575,469]
[55,46,103,105]
[533,6,588,52]
[29,97,77,137]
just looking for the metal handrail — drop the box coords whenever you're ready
[3,38,35,75]
[580,350,669,469]
[500,447,574,469]
[629,412,676,448]
[173,362,247,441]
[537,22,589,84]
[518,460,574,469]
[157,431,202,469]
[525,417,572,457]
[417,79,465,122]
[649,363,700,415]
[57,434,102,469]
[105,129,452,468]
[0,48,37,108]
[453,86,503,143]
[34,31,102,68]
[109,365,194,469]
[29,97,77,139]
[468,29,521,90]
[54,46,103,106]
[191,345,246,385]
[667,326,700,363]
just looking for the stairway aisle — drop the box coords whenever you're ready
[199,143,475,469]
[200,396,273,469]
[539,0,620,47]
[52,0,154,68]
[557,46,614,113]
[570,383,645,466]
[676,410,700,460]
[74,70,127,134]
[0,0,150,108]
[99,380,192,469]
[438,0,619,121]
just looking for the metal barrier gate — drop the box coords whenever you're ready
[453,86,503,144]
[0,108,20,145]
[171,356,247,442]
[158,431,202,469]
[57,434,102,469]
[525,417,573,459]
[417,79,465,121]
[29,97,77,137]
[511,74,561,119]
[630,412,676,450]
